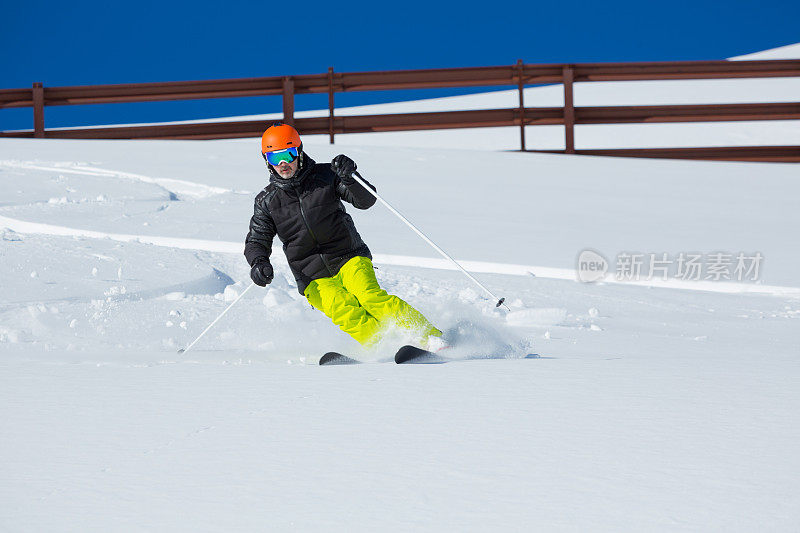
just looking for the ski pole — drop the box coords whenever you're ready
[178,282,255,354]
[351,171,510,311]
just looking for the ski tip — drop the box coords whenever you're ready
[319,352,360,366]
[319,352,338,365]
[177,348,186,354]
[395,345,443,364]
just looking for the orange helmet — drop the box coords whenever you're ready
[261,123,302,154]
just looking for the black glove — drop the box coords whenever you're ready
[250,260,274,287]
[331,154,357,181]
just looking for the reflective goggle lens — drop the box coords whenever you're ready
[265,146,299,166]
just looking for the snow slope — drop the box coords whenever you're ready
[730,42,800,60]
[1,47,800,531]
[2,137,799,531]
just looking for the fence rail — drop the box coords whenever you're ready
[2,59,799,162]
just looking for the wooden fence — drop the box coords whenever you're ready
[1,59,799,161]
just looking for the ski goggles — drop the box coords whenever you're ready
[263,146,299,166]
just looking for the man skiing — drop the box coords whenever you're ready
[244,123,444,351]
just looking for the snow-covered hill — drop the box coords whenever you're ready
[1,45,799,531]
[730,41,800,60]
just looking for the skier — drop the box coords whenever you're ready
[244,123,445,351]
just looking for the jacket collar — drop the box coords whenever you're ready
[269,154,316,190]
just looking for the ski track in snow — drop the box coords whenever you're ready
[2,214,798,298]
[0,160,233,199]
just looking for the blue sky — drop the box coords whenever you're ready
[1,0,798,131]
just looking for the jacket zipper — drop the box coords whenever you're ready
[293,184,334,276]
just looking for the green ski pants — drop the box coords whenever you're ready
[303,256,441,346]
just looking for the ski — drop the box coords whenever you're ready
[394,345,447,364]
[320,345,448,366]
[319,352,361,366]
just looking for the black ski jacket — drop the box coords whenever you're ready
[244,155,377,295]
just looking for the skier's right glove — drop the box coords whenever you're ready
[250,260,274,287]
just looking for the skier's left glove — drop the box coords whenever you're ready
[331,154,357,181]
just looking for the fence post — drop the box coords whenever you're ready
[282,76,294,126]
[562,65,575,154]
[328,67,335,144]
[33,83,45,138]
[517,59,526,151]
